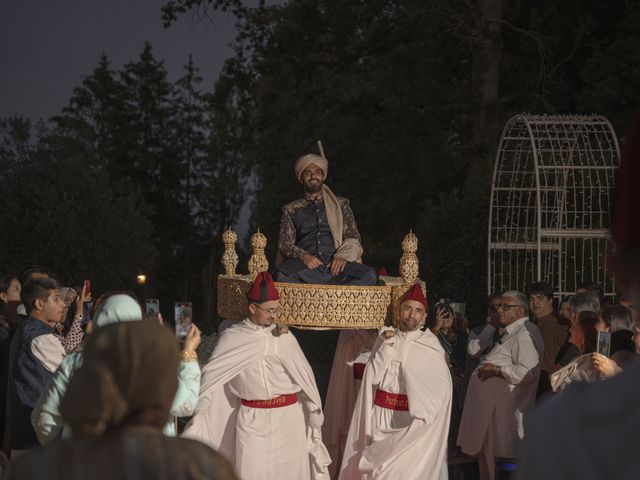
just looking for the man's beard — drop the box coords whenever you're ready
[304,180,323,194]
[399,318,421,332]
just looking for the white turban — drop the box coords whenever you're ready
[294,154,328,180]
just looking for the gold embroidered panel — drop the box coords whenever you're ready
[217,275,426,329]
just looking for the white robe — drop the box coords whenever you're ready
[339,328,452,480]
[323,329,377,479]
[457,317,543,479]
[182,319,331,480]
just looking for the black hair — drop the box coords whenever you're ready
[578,311,599,354]
[21,278,62,315]
[487,292,502,304]
[601,304,634,332]
[526,282,554,300]
[18,266,51,286]
[0,274,18,295]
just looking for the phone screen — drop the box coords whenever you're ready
[174,302,193,340]
[145,298,160,315]
[597,331,611,357]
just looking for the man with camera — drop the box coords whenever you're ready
[457,291,543,480]
[182,272,330,480]
[338,283,452,479]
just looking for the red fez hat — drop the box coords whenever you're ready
[246,272,280,303]
[400,283,427,309]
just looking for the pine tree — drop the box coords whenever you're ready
[172,55,209,299]
[52,54,126,170]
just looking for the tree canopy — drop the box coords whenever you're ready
[160,0,640,319]
[2,0,639,324]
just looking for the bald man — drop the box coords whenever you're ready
[273,153,377,286]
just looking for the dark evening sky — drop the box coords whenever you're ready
[0,0,237,121]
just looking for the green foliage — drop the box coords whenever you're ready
[161,0,640,321]
[577,0,640,132]
[0,117,156,291]
[2,44,250,325]
[5,0,640,326]
[211,0,471,260]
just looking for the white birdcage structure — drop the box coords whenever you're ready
[488,114,620,301]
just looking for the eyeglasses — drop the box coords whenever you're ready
[495,304,522,311]
[254,304,280,317]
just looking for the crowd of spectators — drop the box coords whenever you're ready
[0,265,636,479]
[0,268,235,479]
[430,280,637,479]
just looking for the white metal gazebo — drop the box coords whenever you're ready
[488,114,620,300]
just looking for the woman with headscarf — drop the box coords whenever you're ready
[31,292,202,444]
[3,320,237,480]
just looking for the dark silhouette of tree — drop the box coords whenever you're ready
[0,117,156,290]
[161,0,640,320]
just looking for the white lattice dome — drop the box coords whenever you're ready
[488,114,620,300]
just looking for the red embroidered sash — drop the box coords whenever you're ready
[241,393,298,409]
[374,389,409,411]
[353,362,366,380]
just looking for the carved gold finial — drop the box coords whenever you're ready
[221,227,239,275]
[399,230,419,283]
[248,229,269,279]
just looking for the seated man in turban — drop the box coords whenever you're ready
[273,153,378,286]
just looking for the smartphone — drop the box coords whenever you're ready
[435,298,453,316]
[597,331,611,357]
[83,279,92,298]
[145,298,160,315]
[174,302,193,340]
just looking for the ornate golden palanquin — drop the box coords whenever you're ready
[218,228,425,329]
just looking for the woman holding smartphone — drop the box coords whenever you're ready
[31,292,202,444]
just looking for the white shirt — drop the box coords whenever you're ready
[478,316,544,385]
[458,317,544,460]
[31,333,66,373]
